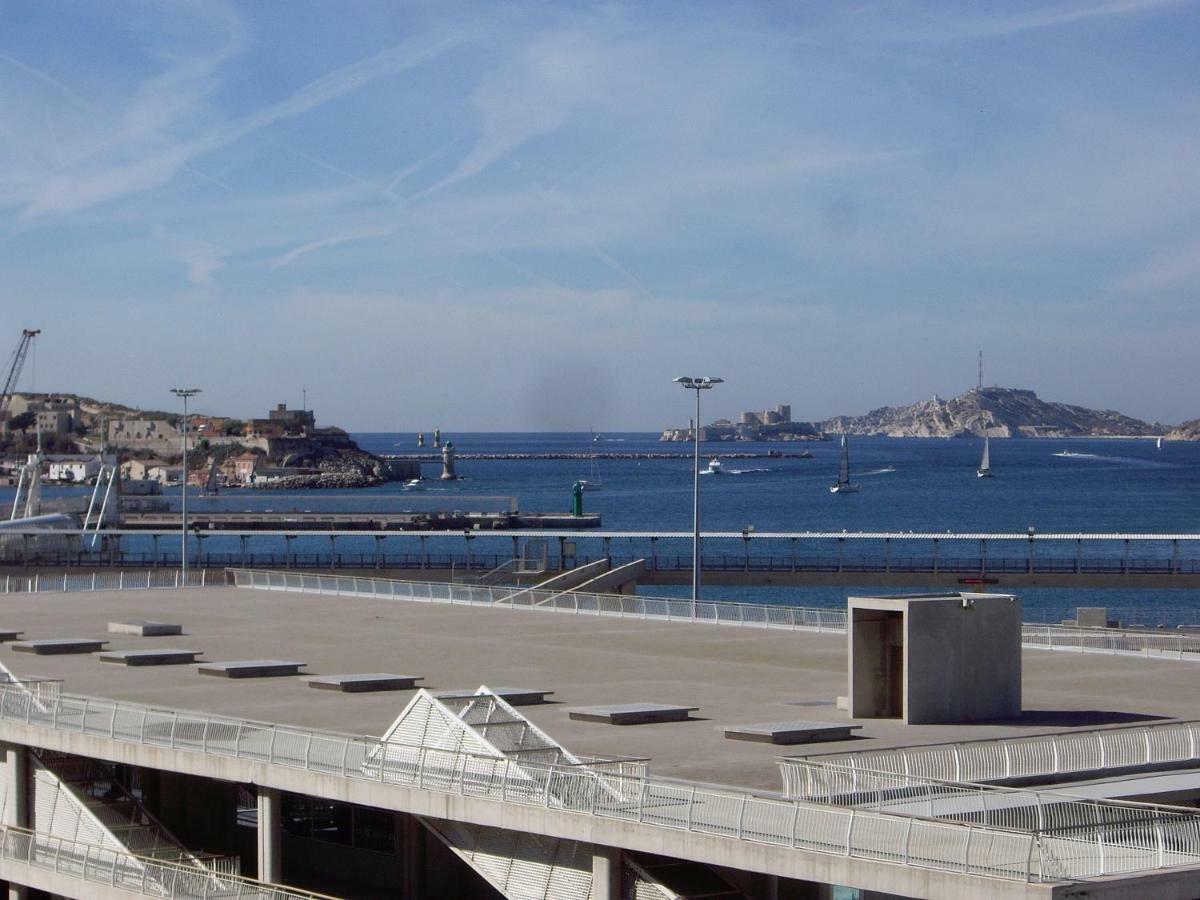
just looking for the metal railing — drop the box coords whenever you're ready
[9,547,1200,578]
[0,679,1186,884]
[788,720,1200,787]
[1022,624,1200,660]
[779,758,1200,879]
[0,570,209,594]
[0,822,330,898]
[229,569,1200,661]
[230,568,849,633]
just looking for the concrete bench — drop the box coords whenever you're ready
[108,621,183,637]
[568,703,699,725]
[12,639,107,655]
[723,721,863,745]
[99,649,202,667]
[198,660,306,678]
[308,674,423,693]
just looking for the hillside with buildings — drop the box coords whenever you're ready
[1,395,412,488]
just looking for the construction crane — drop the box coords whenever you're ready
[0,328,40,423]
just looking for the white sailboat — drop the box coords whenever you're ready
[830,436,858,493]
[579,429,602,491]
[977,436,994,478]
[1157,436,1163,450]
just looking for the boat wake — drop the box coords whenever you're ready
[860,466,896,476]
[1053,451,1101,459]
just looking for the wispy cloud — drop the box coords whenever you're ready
[885,0,1187,42]
[272,225,397,268]
[1112,235,1200,294]
[152,224,229,286]
[17,29,464,218]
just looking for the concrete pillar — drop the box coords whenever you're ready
[592,845,621,900]
[2,743,29,900]
[257,787,282,884]
[397,813,425,898]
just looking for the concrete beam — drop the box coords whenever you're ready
[0,718,1080,900]
[0,857,143,900]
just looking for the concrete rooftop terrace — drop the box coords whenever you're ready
[2,584,1199,792]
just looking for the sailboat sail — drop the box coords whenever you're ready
[977,436,993,478]
[831,436,858,493]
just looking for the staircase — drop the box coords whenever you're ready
[32,750,238,874]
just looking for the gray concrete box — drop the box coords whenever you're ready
[848,592,1022,725]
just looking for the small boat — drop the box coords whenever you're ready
[405,478,421,487]
[798,448,814,459]
[830,436,858,493]
[707,458,723,475]
[977,436,994,478]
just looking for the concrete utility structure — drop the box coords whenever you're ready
[4,573,1200,898]
[849,592,1022,724]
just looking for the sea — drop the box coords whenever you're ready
[8,432,1200,627]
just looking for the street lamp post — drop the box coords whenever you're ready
[673,376,723,612]
[170,388,201,580]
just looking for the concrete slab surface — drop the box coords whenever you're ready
[11,638,106,655]
[197,660,305,678]
[98,649,201,666]
[569,703,700,725]
[1,585,1200,791]
[723,721,863,745]
[108,621,183,637]
[308,674,422,693]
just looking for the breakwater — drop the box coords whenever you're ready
[382,451,812,461]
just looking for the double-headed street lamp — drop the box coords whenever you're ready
[673,376,723,610]
[170,388,201,580]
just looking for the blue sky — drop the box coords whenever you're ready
[1,0,1198,430]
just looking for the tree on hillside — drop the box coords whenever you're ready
[8,411,35,434]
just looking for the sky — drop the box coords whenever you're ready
[1,0,1198,431]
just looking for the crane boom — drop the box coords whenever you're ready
[0,328,40,421]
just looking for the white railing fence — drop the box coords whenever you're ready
[779,758,1200,880]
[789,720,1200,787]
[0,570,208,594]
[0,680,1193,884]
[228,568,1200,660]
[0,822,330,899]
[229,568,849,633]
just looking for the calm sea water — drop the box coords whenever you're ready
[8,432,1200,626]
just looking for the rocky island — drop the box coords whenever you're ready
[819,388,1162,439]
[665,387,1182,441]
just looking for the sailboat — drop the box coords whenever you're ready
[829,436,858,493]
[1157,436,1163,450]
[977,436,994,478]
[579,429,602,491]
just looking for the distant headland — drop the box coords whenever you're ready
[663,388,1190,441]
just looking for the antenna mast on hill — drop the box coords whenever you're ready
[978,350,983,391]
